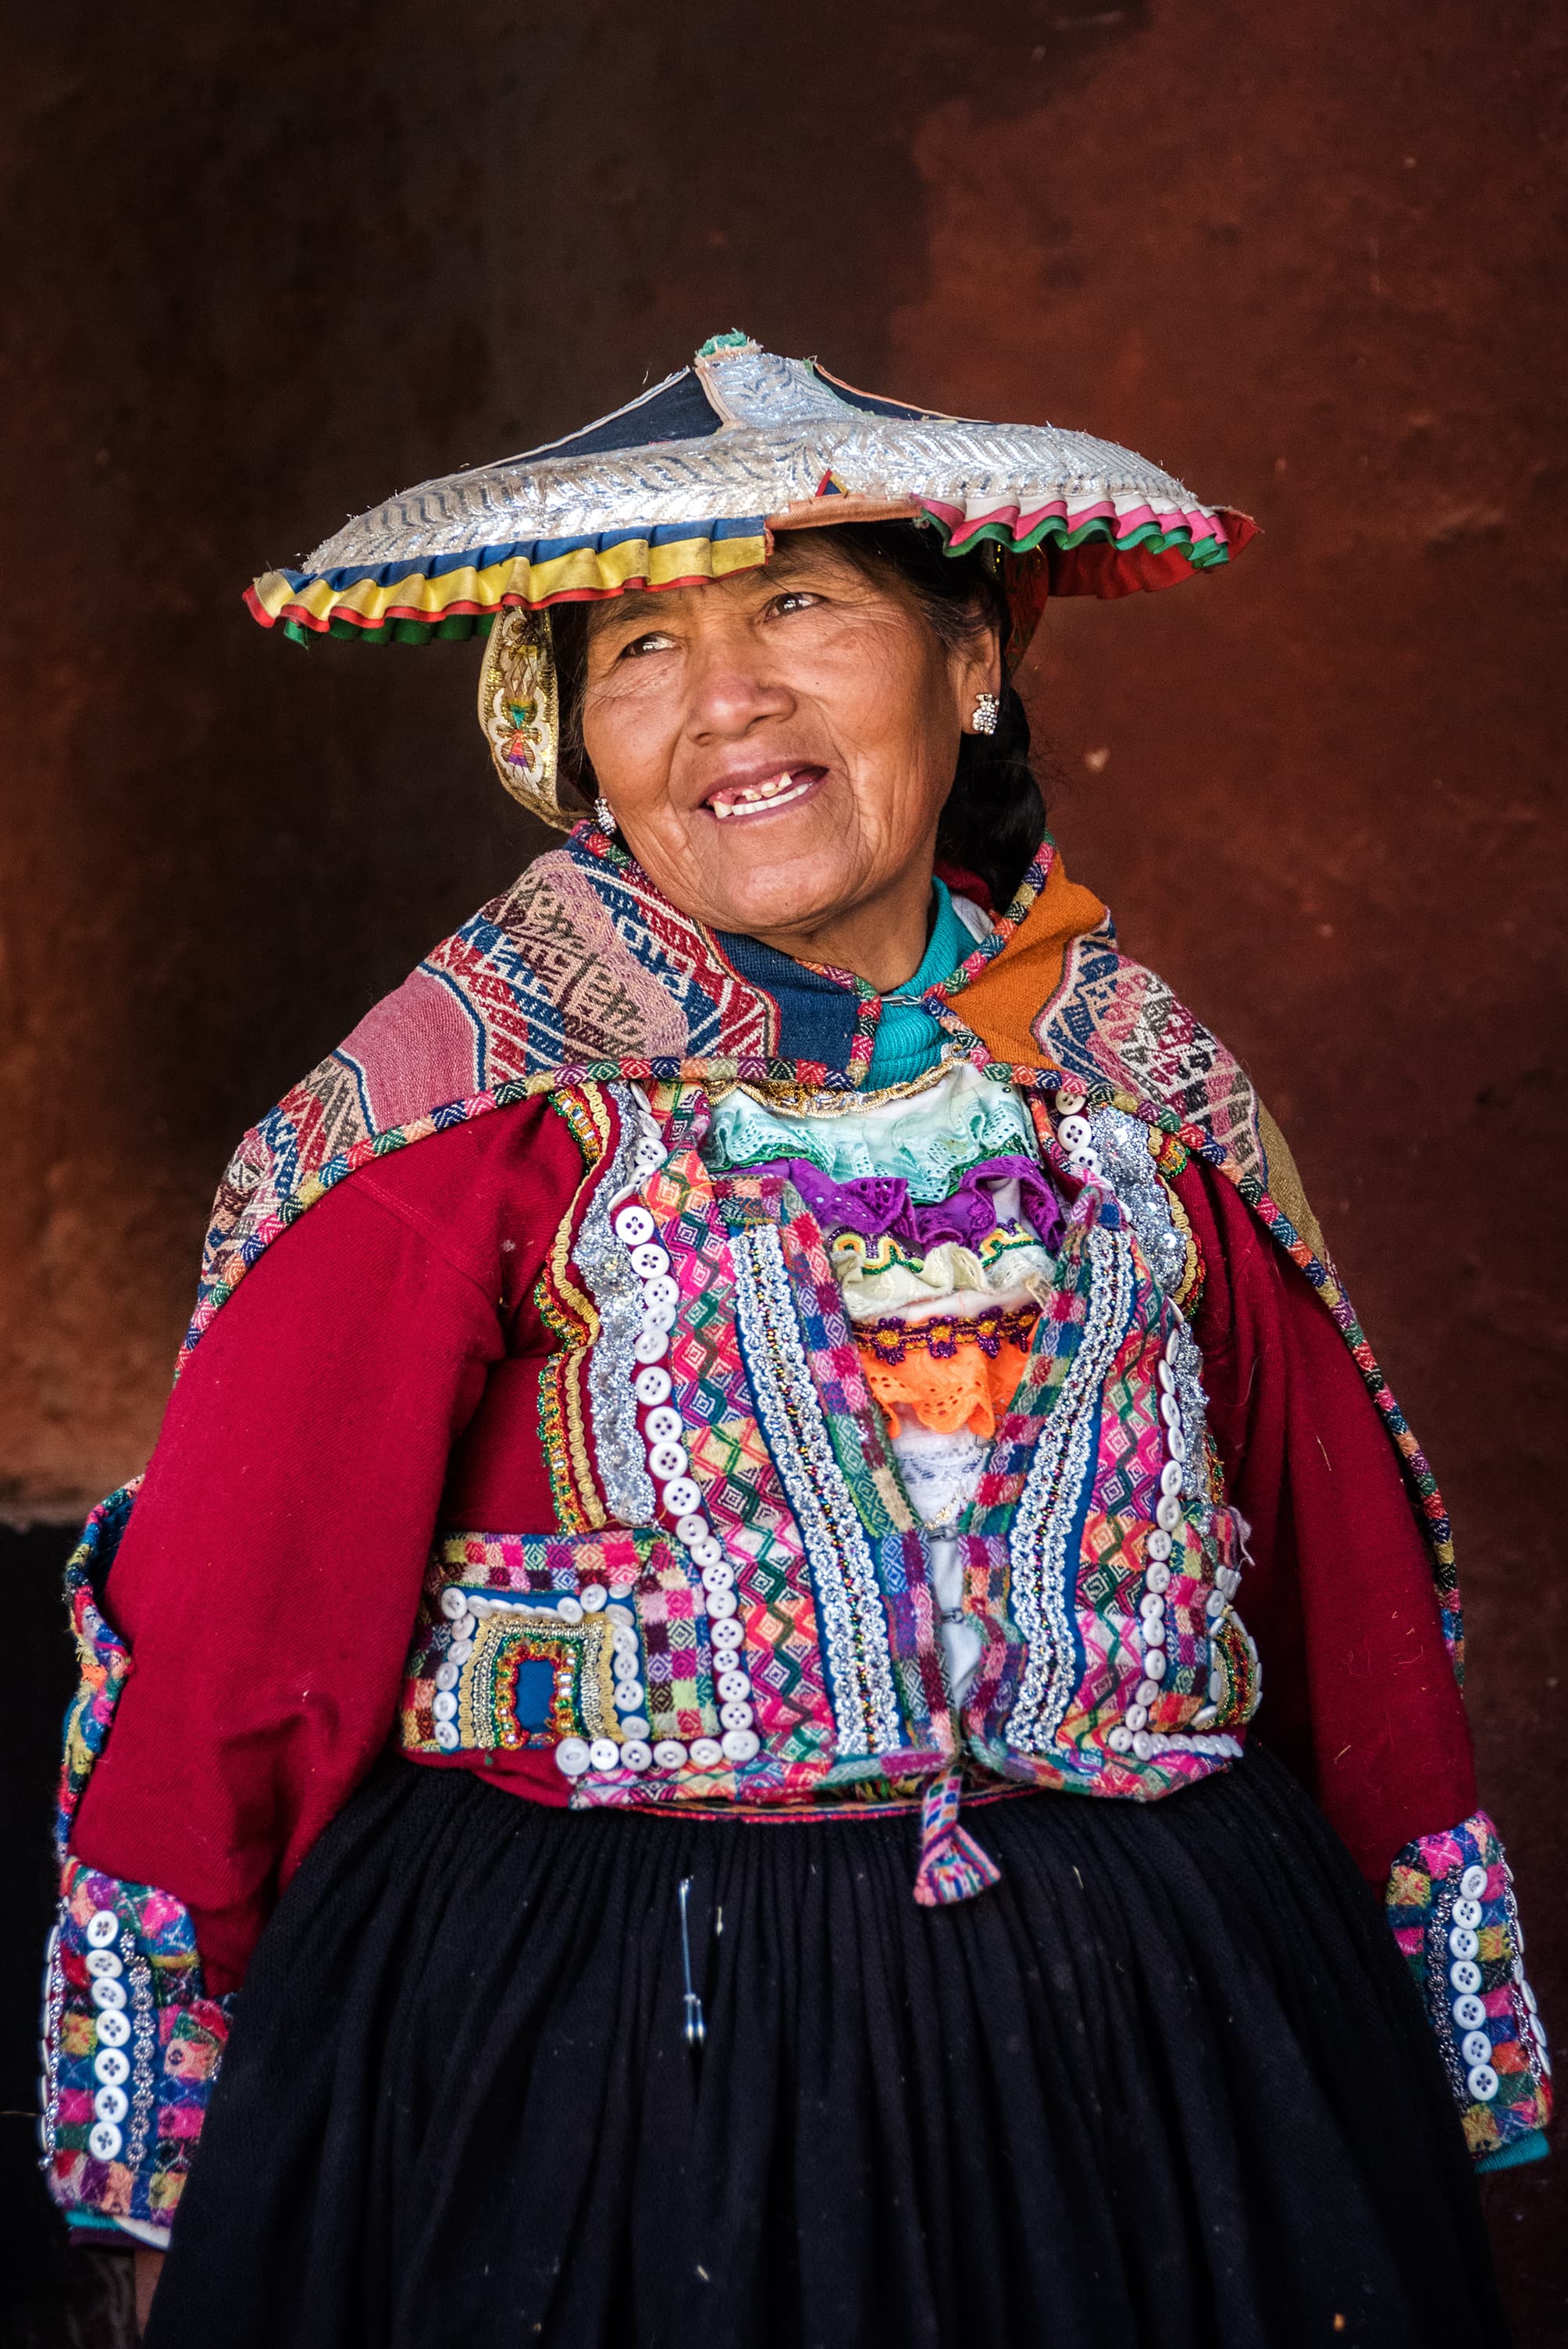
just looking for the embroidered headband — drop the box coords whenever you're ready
[248,331,1256,829]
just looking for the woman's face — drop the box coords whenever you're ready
[577,535,999,964]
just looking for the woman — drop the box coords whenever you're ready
[43,337,1548,2346]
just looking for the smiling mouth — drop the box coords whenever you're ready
[705,768,825,822]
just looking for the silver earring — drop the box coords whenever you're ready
[971,692,1000,736]
[594,796,618,836]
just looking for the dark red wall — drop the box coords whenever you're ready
[2,5,1563,2334]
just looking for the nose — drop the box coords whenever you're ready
[684,629,793,740]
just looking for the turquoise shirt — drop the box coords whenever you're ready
[865,880,978,1089]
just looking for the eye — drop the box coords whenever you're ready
[769,590,820,618]
[616,629,676,659]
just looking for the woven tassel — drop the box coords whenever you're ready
[912,1769,1003,1907]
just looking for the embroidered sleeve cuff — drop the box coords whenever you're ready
[1387,1810,1552,2165]
[41,1861,231,2236]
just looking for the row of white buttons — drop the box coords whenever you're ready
[432,1584,632,1752]
[84,1911,129,2162]
[545,1200,761,1782]
[1449,1866,1497,2097]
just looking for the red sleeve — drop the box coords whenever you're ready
[69,1096,583,1994]
[1178,1157,1477,1887]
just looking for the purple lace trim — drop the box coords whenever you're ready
[777,1156,1066,1255]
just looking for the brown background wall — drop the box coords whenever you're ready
[2,2,1563,2335]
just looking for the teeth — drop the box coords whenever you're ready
[711,772,814,821]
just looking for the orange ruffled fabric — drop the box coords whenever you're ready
[855,1307,1039,1438]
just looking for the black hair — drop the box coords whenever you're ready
[547,519,1047,911]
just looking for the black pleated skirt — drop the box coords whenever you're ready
[144,1746,1505,2349]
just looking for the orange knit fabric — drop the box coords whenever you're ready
[946,847,1107,1070]
[857,1328,1037,1438]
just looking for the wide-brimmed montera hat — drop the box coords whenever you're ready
[245,331,1254,827]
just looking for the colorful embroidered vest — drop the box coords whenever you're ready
[397,1078,1261,1813]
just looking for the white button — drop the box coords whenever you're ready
[85,1949,123,1980]
[1139,1592,1165,1621]
[1190,1705,1219,1728]
[440,1586,470,1621]
[455,1616,478,1645]
[1206,1589,1228,1618]
[1523,1982,1538,2015]
[654,1739,689,1768]
[1146,1562,1171,1594]
[675,1513,708,1545]
[435,1720,461,1751]
[1132,1731,1155,1762]
[635,1365,673,1406]
[633,1326,670,1364]
[590,1738,622,1772]
[94,2048,130,2087]
[722,1728,761,1763]
[704,1588,738,1620]
[1208,1666,1225,1704]
[1513,1954,1527,1984]
[1107,1725,1133,1753]
[1449,1926,1479,1961]
[612,1649,643,1681]
[1165,1326,1182,1364]
[633,1139,665,1178]
[1466,2062,1499,2102]
[712,1617,745,1651]
[1055,1089,1086,1114]
[661,1477,702,1518]
[648,1439,690,1480]
[449,1638,473,1664]
[640,1296,678,1335]
[1146,1530,1173,1562]
[94,2086,129,2125]
[466,1595,495,1620]
[1160,1392,1181,1428]
[615,1205,655,1246]
[611,1628,640,1660]
[1142,1617,1167,1647]
[1142,1648,1167,1680]
[1136,1677,1162,1707]
[1057,1114,1092,1150]
[88,2119,123,2162]
[1156,1495,1182,1532]
[690,1738,724,1767]
[555,1595,584,1624]
[90,1979,127,2012]
[554,1738,592,1777]
[718,1670,751,1702]
[1126,1703,1149,1731]
[1452,1898,1483,1930]
[1460,1864,1489,1900]
[94,2008,130,2048]
[1462,2030,1493,2066]
[1166,1427,1188,1464]
[720,1700,754,1731]
[432,1691,458,1722]
[85,1911,119,1951]
[700,1561,736,1600]
[1452,1993,1487,2030]
[1159,1460,1183,1499]
[613,1681,646,1713]
[1067,1150,1099,1177]
[1449,1959,1482,1994]
[619,1716,650,1740]
[1217,1569,1241,1598]
[641,1272,680,1313]
[1157,1360,1175,1395]
[621,1740,653,1772]
[606,1602,636,1628]
[693,1539,726,1574]
[630,1242,671,1280]
[643,1405,683,1445]
[580,1584,608,1613]
[434,1662,460,1693]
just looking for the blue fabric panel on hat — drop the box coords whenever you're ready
[517,368,724,462]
